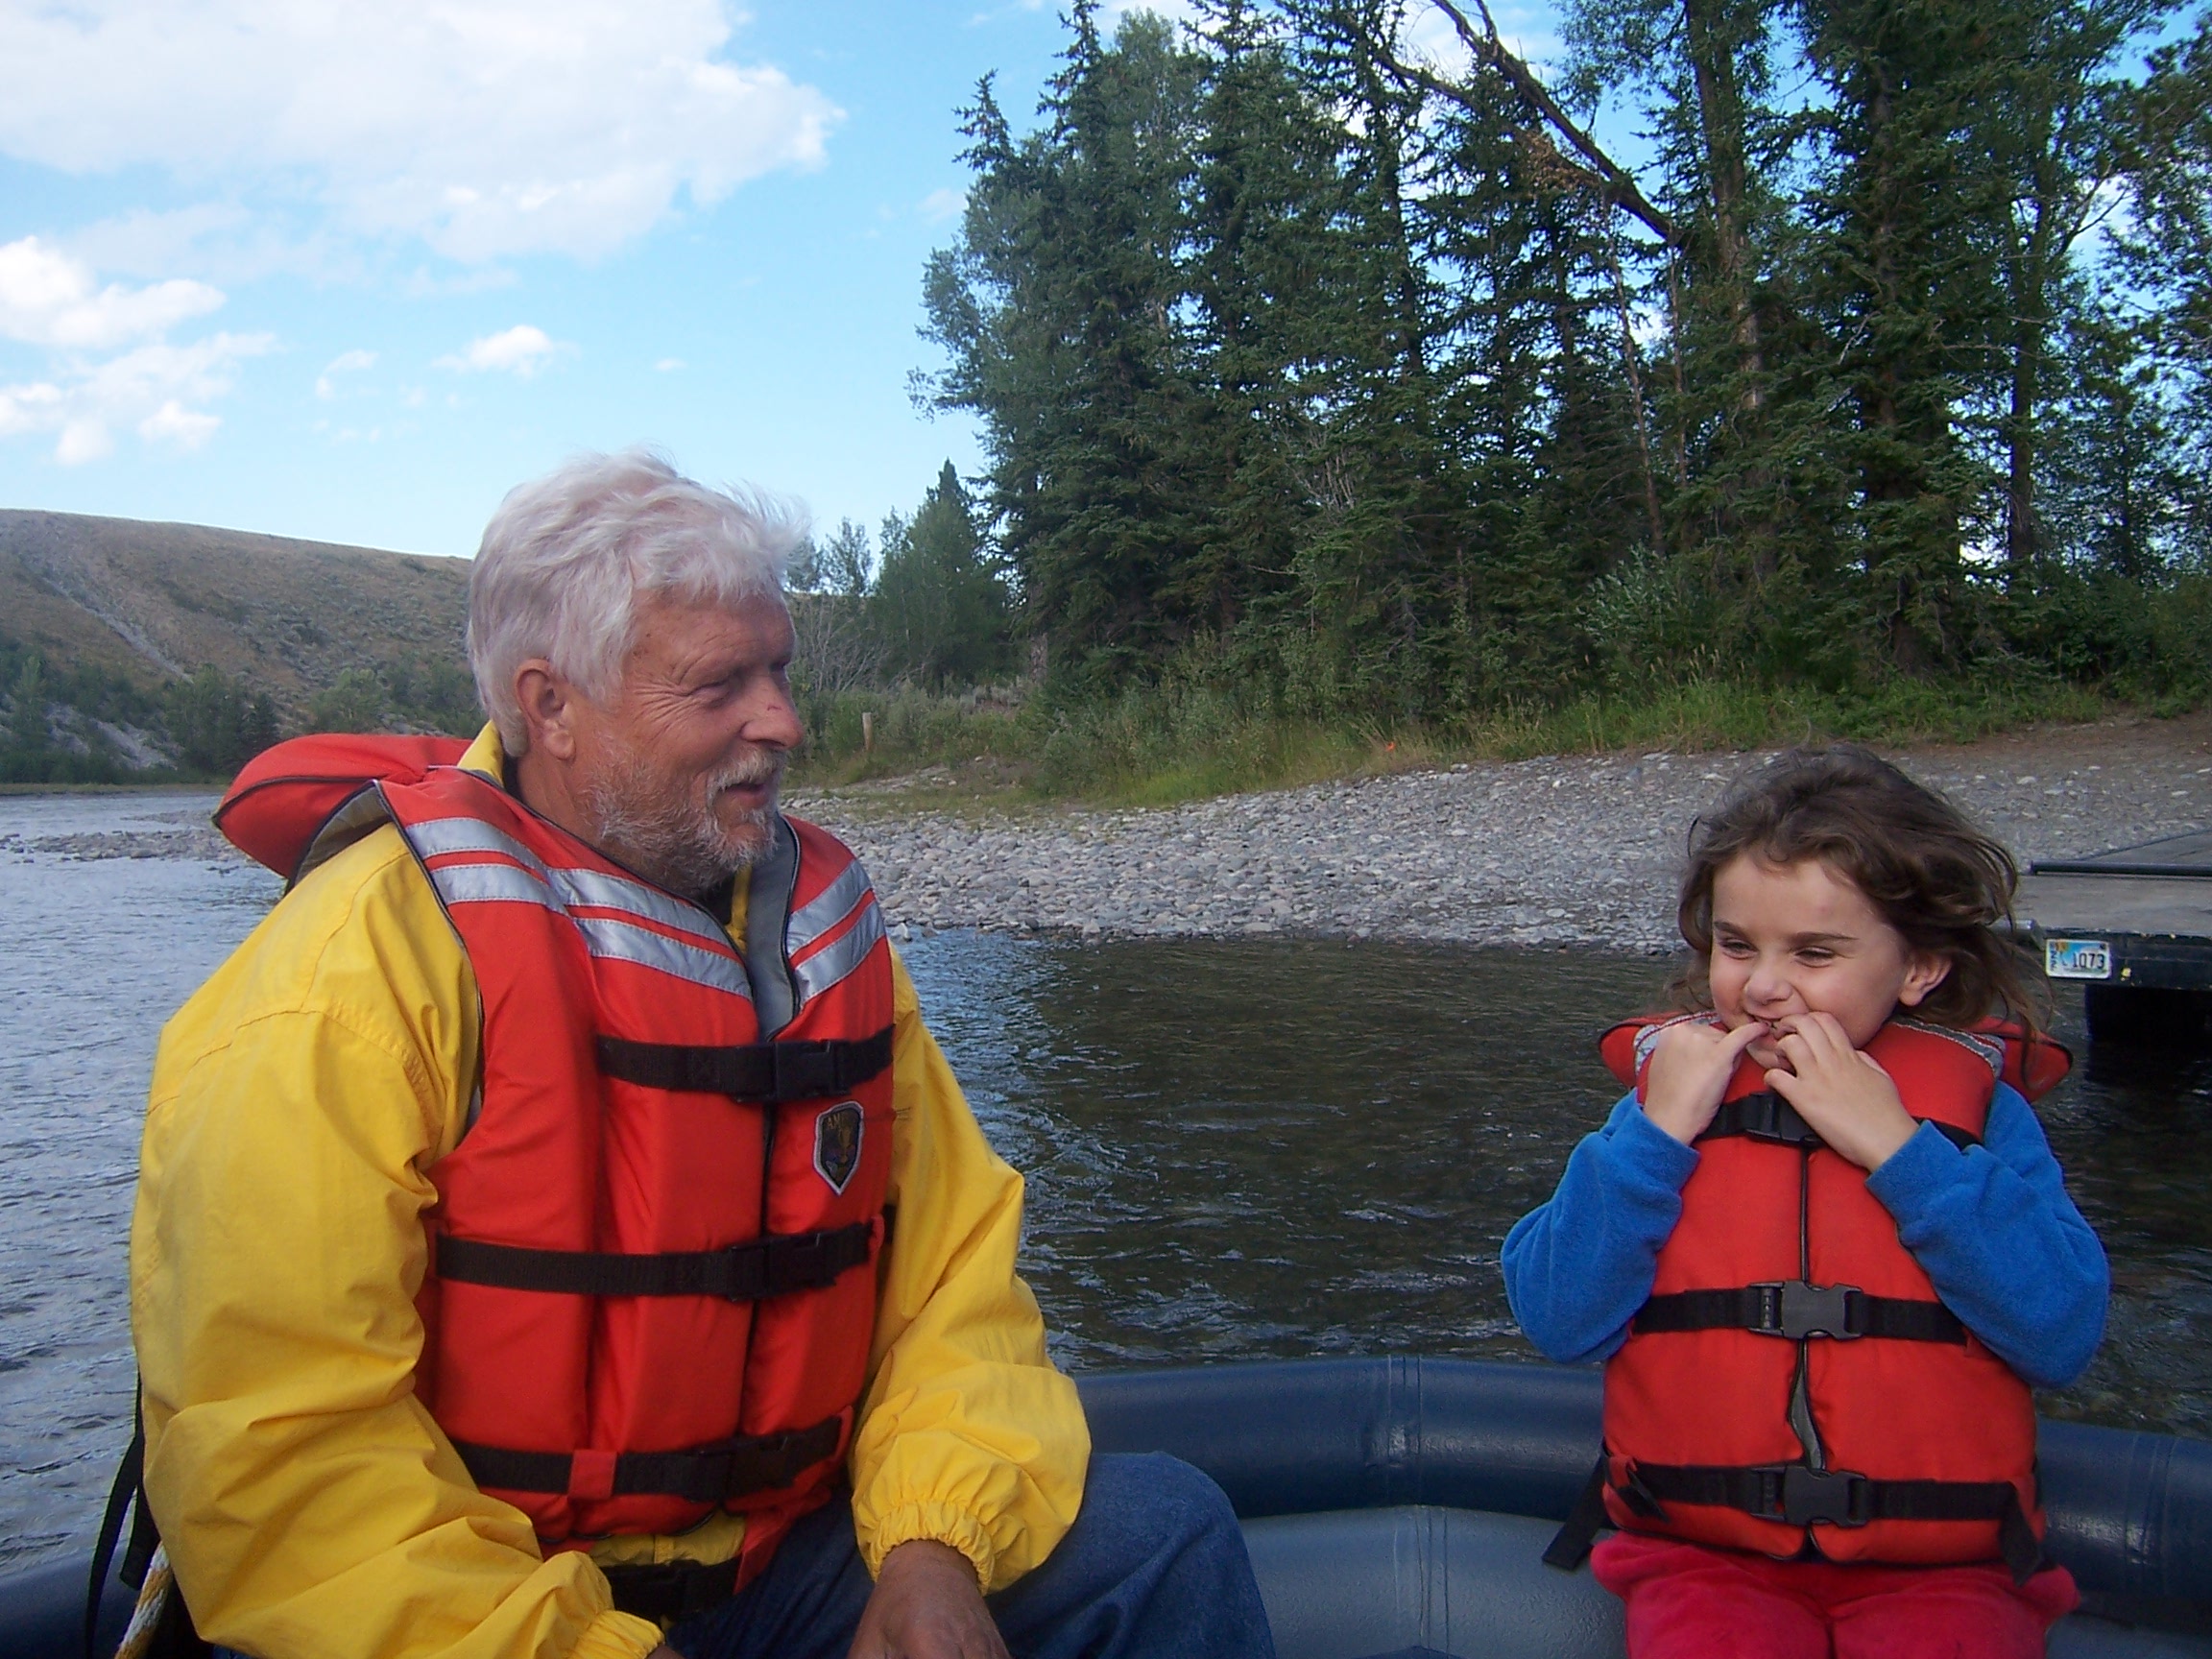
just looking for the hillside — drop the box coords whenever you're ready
[0,509,469,701]
[0,509,476,779]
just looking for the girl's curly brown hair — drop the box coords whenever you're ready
[1674,744,2047,1034]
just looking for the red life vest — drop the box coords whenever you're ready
[216,735,896,1580]
[1588,1012,2071,1578]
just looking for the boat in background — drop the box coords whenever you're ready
[12,1357,2209,1659]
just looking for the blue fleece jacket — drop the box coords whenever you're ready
[1501,1083,2109,1387]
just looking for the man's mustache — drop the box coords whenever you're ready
[708,750,785,794]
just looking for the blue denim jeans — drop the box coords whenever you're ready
[668,1453,1275,1659]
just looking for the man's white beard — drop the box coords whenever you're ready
[579,749,783,897]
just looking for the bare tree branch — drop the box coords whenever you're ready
[1407,0,1679,247]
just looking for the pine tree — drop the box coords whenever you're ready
[2117,10,2212,555]
[921,7,1211,688]
[1797,0,2018,669]
[1180,0,1339,644]
[1560,0,1856,665]
[7,652,48,757]
[1983,0,2174,572]
[872,463,1015,686]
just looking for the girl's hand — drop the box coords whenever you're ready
[1643,1019,1770,1145]
[1763,1013,1919,1171]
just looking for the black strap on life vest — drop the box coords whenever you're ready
[1628,1462,2042,1582]
[599,1557,742,1622]
[1697,1091,1822,1145]
[1542,1454,1614,1572]
[85,1412,144,1659]
[453,1415,843,1505]
[595,1026,893,1105]
[85,1393,211,1659]
[1696,1092,1982,1153]
[1633,1281,1966,1343]
[435,1221,874,1301]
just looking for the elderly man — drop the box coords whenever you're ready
[129,452,1271,1659]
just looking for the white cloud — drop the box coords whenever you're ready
[0,236,224,349]
[0,329,272,465]
[140,399,223,449]
[315,348,376,398]
[919,186,968,225]
[655,357,685,373]
[0,235,260,463]
[436,324,565,376]
[63,202,353,287]
[0,2,842,263]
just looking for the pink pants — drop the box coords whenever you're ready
[1591,1534,2080,1659]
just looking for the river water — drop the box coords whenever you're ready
[3,794,2206,1571]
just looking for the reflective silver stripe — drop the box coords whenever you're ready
[428,860,560,910]
[560,867,730,947]
[787,859,872,954]
[407,814,749,997]
[407,815,546,872]
[406,814,728,946]
[575,916,754,998]
[792,901,886,1005]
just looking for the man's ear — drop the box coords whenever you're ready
[514,661,579,761]
[1896,950,1952,1008]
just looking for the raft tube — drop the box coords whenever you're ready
[1077,1357,2212,1659]
[12,1357,2210,1658]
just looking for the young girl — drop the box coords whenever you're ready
[1503,745,2107,1659]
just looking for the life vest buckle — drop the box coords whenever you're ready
[1761,1464,1872,1527]
[600,1557,741,1621]
[1726,1091,1822,1145]
[1749,1280,1865,1341]
[770,1038,843,1101]
[760,1230,836,1298]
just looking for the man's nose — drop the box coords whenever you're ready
[741,682,805,752]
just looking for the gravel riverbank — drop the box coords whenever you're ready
[803,715,2212,954]
[14,716,2208,956]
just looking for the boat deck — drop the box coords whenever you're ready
[2016,830,2212,996]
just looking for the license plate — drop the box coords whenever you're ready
[2045,938,2113,979]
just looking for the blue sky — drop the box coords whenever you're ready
[0,1,1523,561]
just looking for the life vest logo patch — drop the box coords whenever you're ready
[813,1100,864,1194]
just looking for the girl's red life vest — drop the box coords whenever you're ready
[216,735,897,1579]
[1572,1012,2071,1580]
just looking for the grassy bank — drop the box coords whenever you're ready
[788,673,2143,809]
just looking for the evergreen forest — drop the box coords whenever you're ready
[801,0,2212,792]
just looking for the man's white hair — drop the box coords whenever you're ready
[468,449,802,752]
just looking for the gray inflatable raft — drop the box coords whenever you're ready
[11,1357,2209,1658]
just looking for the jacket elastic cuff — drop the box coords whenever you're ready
[861,1501,997,1592]
[569,1609,666,1659]
[1612,1095,1702,1186]
[1863,1118,1961,1216]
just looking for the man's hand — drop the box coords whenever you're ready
[1642,1019,1770,1144]
[1763,1013,1919,1171]
[847,1539,1010,1659]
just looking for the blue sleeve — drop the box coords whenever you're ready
[1501,1093,1701,1365]
[1863,1083,2109,1387]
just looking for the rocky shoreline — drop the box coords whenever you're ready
[12,718,2208,957]
[803,719,2212,955]
[0,823,236,864]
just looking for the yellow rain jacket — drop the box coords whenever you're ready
[130,726,1088,1659]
